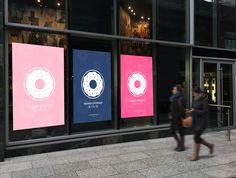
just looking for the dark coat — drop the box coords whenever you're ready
[170,96,185,130]
[192,93,209,131]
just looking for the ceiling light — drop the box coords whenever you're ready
[37,0,41,3]
[147,17,151,20]
[203,0,213,2]
[128,6,131,9]
[131,9,134,12]
[57,2,61,6]
[133,13,136,15]
[141,16,144,19]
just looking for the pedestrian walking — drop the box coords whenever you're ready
[187,87,214,161]
[169,84,185,152]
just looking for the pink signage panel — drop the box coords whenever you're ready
[12,43,64,130]
[120,54,154,118]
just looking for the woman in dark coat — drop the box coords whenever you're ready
[188,87,214,161]
[169,84,185,151]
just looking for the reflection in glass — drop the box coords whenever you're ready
[157,46,189,125]
[195,0,214,46]
[118,0,152,39]
[8,0,66,29]
[157,0,187,42]
[218,0,236,49]
[8,30,68,141]
[70,0,113,34]
[192,59,200,89]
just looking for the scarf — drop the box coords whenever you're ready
[169,92,182,102]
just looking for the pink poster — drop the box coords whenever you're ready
[120,54,154,118]
[12,43,64,130]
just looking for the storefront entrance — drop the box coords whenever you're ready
[201,60,235,128]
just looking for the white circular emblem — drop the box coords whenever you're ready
[128,72,147,97]
[81,70,105,99]
[24,67,55,101]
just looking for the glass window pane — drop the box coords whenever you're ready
[118,0,152,39]
[218,0,236,49]
[195,0,214,46]
[70,37,115,133]
[119,40,155,129]
[192,58,200,89]
[8,29,68,141]
[157,0,187,42]
[69,0,113,34]
[8,0,66,29]
[157,46,189,125]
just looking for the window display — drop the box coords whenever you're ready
[120,54,153,118]
[12,43,65,130]
[73,49,112,124]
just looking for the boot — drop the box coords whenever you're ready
[201,139,214,155]
[176,136,185,152]
[173,134,181,151]
[188,144,200,161]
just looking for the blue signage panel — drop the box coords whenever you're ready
[73,49,112,123]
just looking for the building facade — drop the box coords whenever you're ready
[0,0,236,160]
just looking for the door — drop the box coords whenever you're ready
[202,61,234,128]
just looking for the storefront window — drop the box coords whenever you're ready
[8,30,68,141]
[8,0,66,29]
[192,58,200,89]
[119,40,155,129]
[195,0,214,47]
[157,46,189,125]
[157,0,187,43]
[70,37,115,133]
[69,0,113,34]
[118,0,152,39]
[218,0,236,49]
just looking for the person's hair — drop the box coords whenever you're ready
[193,86,202,93]
[175,84,183,93]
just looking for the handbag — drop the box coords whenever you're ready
[182,116,192,128]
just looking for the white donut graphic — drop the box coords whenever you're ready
[128,72,147,97]
[24,67,55,101]
[81,69,105,99]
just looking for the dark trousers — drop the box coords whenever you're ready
[171,119,184,137]
[194,130,203,144]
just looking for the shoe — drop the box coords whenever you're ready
[202,140,214,155]
[188,144,200,161]
[210,144,214,155]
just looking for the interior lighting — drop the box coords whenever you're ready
[203,0,213,2]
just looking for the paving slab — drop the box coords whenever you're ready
[76,166,118,178]
[0,129,235,178]
[12,167,54,178]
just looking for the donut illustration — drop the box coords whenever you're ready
[128,72,147,97]
[81,69,105,99]
[24,67,55,101]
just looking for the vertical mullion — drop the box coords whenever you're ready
[152,0,157,125]
[113,0,119,129]
[189,0,194,45]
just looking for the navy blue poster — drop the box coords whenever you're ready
[73,49,112,123]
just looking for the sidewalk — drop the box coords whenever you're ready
[0,130,236,178]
